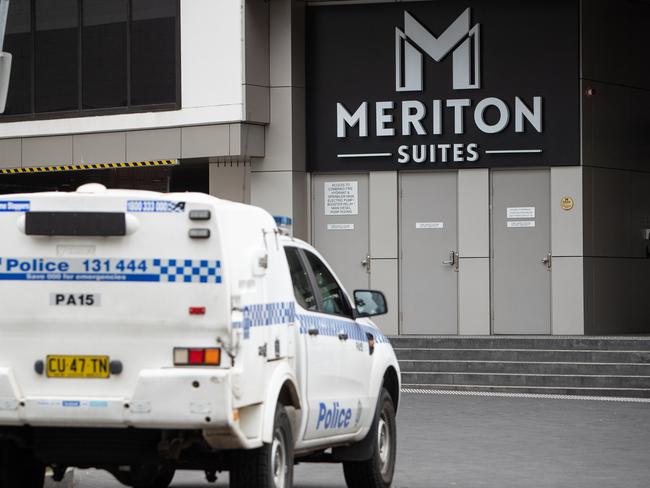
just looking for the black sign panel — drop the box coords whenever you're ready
[306,0,580,172]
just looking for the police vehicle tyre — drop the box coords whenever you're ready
[342,389,396,488]
[0,443,45,488]
[230,404,294,488]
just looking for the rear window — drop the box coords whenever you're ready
[25,212,126,236]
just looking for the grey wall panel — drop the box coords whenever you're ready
[292,171,309,240]
[369,171,397,259]
[209,163,250,203]
[22,136,73,167]
[291,87,306,169]
[182,125,230,159]
[245,85,271,124]
[458,169,489,258]
[0,139,21,168]
[73,132,126,165]
[458,258,490,335]
[270,0,292,88]
[244,0,270,87]
[551,167,583,257]
[584,257,650,335]
[255,87,293,171]
[552,257,584,335]
[370,259,399,336]
[582,80,650,172]
[251,170,293,219]
[126,129,181,162]
[229,123,265,158]
[583,167,650,258]
[582,0,650,90]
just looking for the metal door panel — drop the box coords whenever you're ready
[491,170,551,334]
[400,172,458,334]
[312,174,370,294]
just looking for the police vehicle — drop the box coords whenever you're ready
[0,184,400,488]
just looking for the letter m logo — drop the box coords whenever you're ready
[396,8,481,92]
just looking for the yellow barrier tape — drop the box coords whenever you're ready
[0,160,178,175]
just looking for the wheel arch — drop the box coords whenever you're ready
[382,366,400,411]
[261,365,302,444]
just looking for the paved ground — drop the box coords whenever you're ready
[59,392,650,488]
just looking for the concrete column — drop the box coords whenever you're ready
[458,169,490,335]
[369,171,398,336]
[249,0,308,239]
[551,166,584,335]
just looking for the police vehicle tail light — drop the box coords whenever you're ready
[173,348,221,366]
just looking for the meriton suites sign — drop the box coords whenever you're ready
[306,0,580,172]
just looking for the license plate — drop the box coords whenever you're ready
[46,355,110,378]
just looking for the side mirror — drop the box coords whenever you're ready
[353,290,388,318]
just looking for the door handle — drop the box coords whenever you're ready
[338,331,349,341]
[360,254,371,273]
[308,327,319,336]
[541,253,552,270]
[442,251,458,267]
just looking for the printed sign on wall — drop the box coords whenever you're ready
[325,181,359,215]
[306,0,580,171]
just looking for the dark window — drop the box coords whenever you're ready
[34,0,79,113]
[3,0,31,115]
[131,0,176,105]
[1,0,179,120]
[304,251,352,317]
[82,0,128,109]
[284,247,318,312]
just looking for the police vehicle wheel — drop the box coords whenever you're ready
[0,443,45,488]
[342,388,396,488]
[230,404,294,488]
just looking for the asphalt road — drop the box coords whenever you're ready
[55,392,650,488]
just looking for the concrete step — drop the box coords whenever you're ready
[394,348,650,363]
[400,372,650,389]
[390,336,650,351]
[401,384,650,398]
[398,360,650,376]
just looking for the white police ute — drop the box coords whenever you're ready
[0,184,400,488]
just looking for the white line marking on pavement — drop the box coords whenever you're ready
[401,388,650,403]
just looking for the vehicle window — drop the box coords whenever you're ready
[284,247,318,311]
[304,251,352,317]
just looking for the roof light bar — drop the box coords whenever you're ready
[188,228,211,239]
[189,210,211,221]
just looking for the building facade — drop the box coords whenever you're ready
[1,0,649,337]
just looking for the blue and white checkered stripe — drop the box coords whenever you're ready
[297,313,389,344]
[229,300,388,344]
[152,259,221,284]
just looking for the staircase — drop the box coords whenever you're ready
[391,336,650,398]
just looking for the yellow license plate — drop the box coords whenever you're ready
[46,355,110,378]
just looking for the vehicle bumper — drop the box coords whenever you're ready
[0,367,233,430]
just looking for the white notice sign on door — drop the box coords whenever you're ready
[507,207,535,219]
[327,223,355,231]
[507,221,536,228]
[325,181,359,216]
[416,222,444,229]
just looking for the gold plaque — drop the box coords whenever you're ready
[560,197,574,211]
